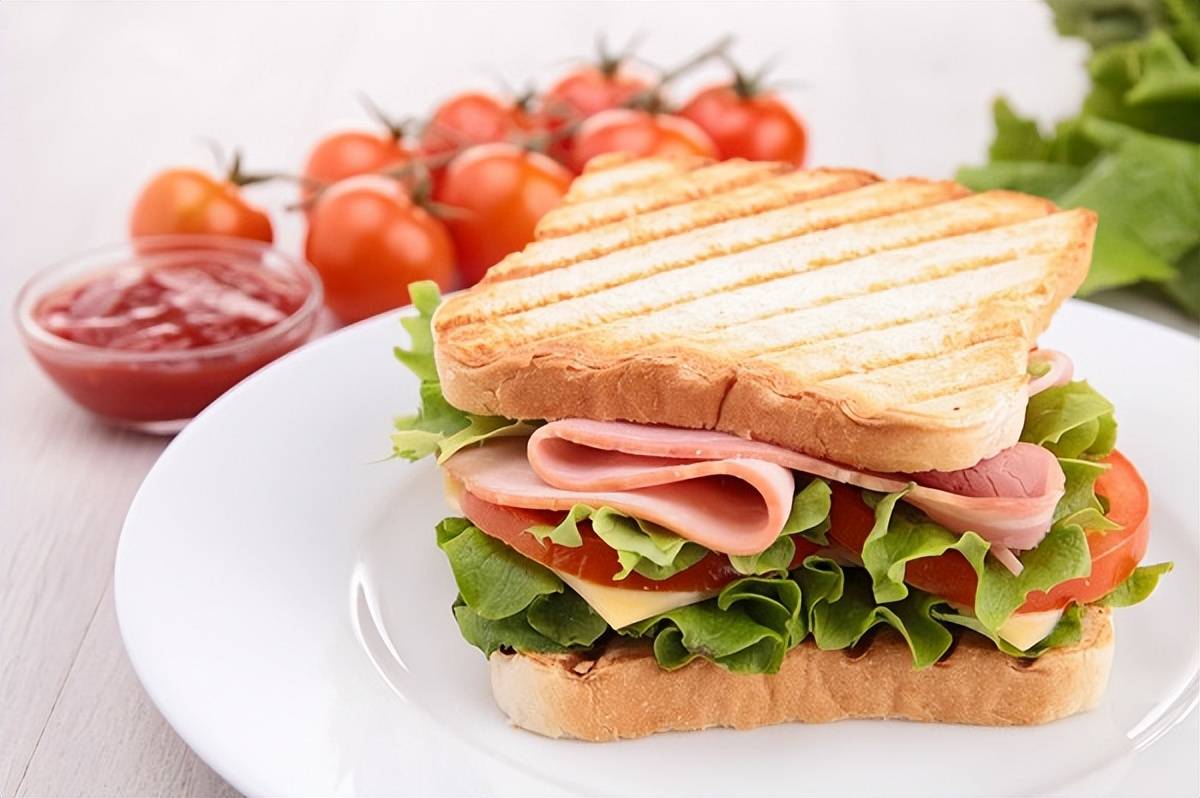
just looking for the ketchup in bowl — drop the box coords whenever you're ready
[16,236,322,433]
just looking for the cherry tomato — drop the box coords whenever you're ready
[129,168,272,242]
[433,143,572,286]
[570,108,717,173]
[301,130,411,203]
[825,451,1151,612]
[679,84,807,164]
[462,491,769,592]
[419,92,532,159]
[304,175,455,323]
[540,64,653,168]
[544,64,651,120]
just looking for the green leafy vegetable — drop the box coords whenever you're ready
[437,518,606,656]
[859,489,1094,633]
[526,504,591,548]
[1021,380,1117,459]
[391,281,534,461]
[795,557,955,668]
[622,576,804,673]
[959,1,1200,316]
[1098,561,1175,606]
[436,518,562,619]
[526,591,610,646]
[436,510,1123,672]
[859,488,990,604]
[452,600,573,657]
[526,504,707,581]
[590,510,708,580]
[1056,457,1121,530]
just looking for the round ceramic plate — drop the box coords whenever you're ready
[115,300,1200,797]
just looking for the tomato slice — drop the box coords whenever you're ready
[825,450,1150,612]
[460,491,819,593]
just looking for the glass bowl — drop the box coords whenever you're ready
[15,235,323,434]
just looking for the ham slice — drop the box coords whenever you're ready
[443,437,795,556]
[442,419,1066,571]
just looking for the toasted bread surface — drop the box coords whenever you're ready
[489,607,1114,740]
[433,156,1096,472]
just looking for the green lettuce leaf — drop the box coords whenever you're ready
[622,576,803,673]
[591,510,708,580]
[1098,561,1175,606]
[526,504,707,581]
[435,518,562,619]
[436,510,1105,672]
[526,503,591,547]
[859,487,991,604]
[437,517,606,656]
[1056,457,1122,530]
[859,490,1094,632]
[391,281,533,461]
[452,599,573,657]
[795,557,954,668]
[526,590,610,646]
[729,478,832,575]
[1048,0,1168,50]
[1021,380,1117,459]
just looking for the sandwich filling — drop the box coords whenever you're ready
[395,283,1170,673]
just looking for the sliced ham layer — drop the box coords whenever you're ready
[443,437,795,556]
[527,420,1064,553]
[442,419,1066,568]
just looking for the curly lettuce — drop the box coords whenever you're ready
[860,489,1094,633]
[1022,380,1117,459]
[435,515,1137,674]
[436,518,607,656]
[391,282,533,462]
[526,504,708,581]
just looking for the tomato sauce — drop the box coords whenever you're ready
[37,258,306,351]
[22,247,319,429]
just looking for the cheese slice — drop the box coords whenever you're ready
[556,570,716,629]
[995,608,1064,651]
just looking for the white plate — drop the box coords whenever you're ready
[115,300,1200,797]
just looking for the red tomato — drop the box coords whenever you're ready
[462,491,820,593]
[304,175,455,323]
[129,168,273,242]
[679,84,807,165]
[420,92,532,159]
[570,108,717,172]
[544,64,650,120]
[540,65,652,168]
[433,143,572,286]
[301,130,411,202]
[826,451,1151,612]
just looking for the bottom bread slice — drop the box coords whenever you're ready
[489,607,1113,740]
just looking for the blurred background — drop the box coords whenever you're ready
[2,2,1197,796]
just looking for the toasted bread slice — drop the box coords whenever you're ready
[489,607,1114,741]
[433,156,1096,472]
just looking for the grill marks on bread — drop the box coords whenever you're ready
[432,156,1096,456]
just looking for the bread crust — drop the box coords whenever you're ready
[488,607,1113,740]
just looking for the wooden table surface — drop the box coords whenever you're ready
[2,4,1196,797]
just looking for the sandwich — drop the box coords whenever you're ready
[390,154,1171,740]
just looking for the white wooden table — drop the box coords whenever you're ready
[2,4,1196,796]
